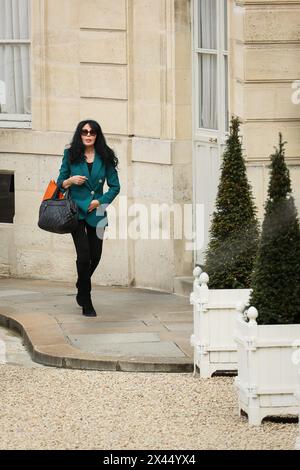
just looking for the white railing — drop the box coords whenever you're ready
[292,341,300,449]
[235,307,300,425]
[190,267,250,377]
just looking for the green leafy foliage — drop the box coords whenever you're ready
[204,116,259,288]
[249,134,300,324]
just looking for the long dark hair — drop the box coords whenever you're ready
[67,119,119,169]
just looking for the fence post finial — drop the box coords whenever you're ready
[199,272,209,287]
[236,302,246,320]
[192,266,202,291]
[247,306,258,324]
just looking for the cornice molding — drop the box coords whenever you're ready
[236,40,300,46]
[236,1,300,6]
[236,78,299,84]
[245,156,300,165]
[245,118,300,123]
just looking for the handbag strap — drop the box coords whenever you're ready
[52,186,70,200]
[52,179,94,200]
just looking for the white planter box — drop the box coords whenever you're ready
[296,389,300,450]
[190,268,251,378]
[293,345,300,450]
[235,307,300,425]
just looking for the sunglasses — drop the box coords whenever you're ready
[81,129,97,136]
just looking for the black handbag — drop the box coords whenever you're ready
[38,187,78,234]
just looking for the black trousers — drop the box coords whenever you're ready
[71,220,104,301]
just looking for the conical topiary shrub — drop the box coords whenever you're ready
[203,116,259,288]
[249,133,300,324]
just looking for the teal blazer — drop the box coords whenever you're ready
[56,148,120,228]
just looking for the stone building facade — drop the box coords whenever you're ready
[0,0,299,293]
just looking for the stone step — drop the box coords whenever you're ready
[173,276,193,297]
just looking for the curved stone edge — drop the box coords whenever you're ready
[0,312,193,373]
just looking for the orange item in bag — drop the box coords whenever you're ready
[42,180,64,201]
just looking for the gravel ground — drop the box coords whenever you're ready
[0,365,298,450]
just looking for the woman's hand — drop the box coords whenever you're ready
[70,175,88,186]
[88,200,100,213]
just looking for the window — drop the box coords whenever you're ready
[0,173,15,223]
[0,0,31,127]
[195,0,228,132]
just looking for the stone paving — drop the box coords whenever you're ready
[0,283,298,450]
[0,325,43,368]
[0,278,193,372]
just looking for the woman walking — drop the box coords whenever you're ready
[57,119,120,317]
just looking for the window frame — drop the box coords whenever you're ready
[0,171,15,224]
[193,0,229,137]
[0,7,32,128]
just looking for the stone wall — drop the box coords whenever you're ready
[231,0,300,220]
[0,0,193,292]
[2,0,298,291]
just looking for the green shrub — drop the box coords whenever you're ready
[204,116,259,288]
[250,133,300,324]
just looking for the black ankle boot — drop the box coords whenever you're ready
[82,298,97,317]
[75,279,83,306]
[76,293,84,307]
[76,261,92,309]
